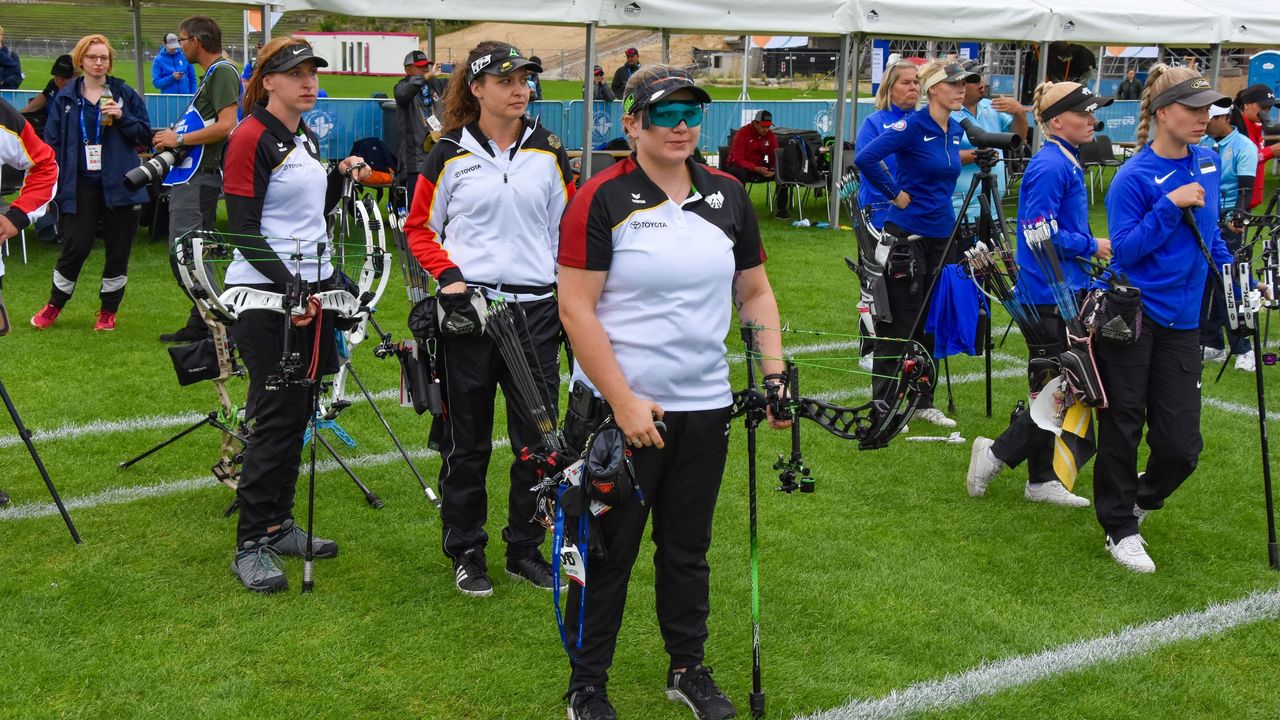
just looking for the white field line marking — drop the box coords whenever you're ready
[0,439,510,522]
[796,588,1280,720]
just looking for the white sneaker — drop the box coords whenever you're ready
[1133,503,1151,527]
[966,437,1002,497]
[1236,352,1256,373]
[859,354,874,371]
[1025,481,1090,507]
[1106,534,1156,573]
[912,407,957,428]
[1202,346,1227,364]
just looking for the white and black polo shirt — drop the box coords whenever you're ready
[223,105,334,287]
[559,156,765,411]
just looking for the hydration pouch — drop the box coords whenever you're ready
[1025,341,1062,393]
[167,338,221,386]
[585,424,638,512]
[436,287,487,337]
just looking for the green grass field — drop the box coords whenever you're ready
[2,180,1280,719]
[15,55,842,101]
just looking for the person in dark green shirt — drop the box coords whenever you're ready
[153,15,242,344]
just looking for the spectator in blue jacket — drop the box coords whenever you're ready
[152,32,197,94]
[1094,65,1247,574]
[966,80,1113,509]
[32,34,150,333]
[0,26,23,89]
[855,60,918,230]
[855,58,976,429]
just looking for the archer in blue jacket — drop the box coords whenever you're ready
[35,36,151,332]
[152,34,197,94]
[855,61,918,229]
[1093,66,1242,575]
[854,60,976,428]
[968,80,1114,509]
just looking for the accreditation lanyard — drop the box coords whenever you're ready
[79,96,104,172]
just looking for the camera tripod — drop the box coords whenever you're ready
[0,375,80,543]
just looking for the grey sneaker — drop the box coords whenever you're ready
[454,548,493,597]
[231,538,288,593]
[1202,346,1227,364]
[667,665,737,720]
[266,518,339,559]
[567,685,617,720]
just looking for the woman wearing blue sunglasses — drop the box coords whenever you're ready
[558,65,789,720]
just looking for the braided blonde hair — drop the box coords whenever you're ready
[1135,63,1201,146]
[1030,80,1081,130]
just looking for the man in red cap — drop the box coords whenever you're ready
[610,46,640,98]
[726,109,790,218]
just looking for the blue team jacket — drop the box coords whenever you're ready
[1015,138,1096,305]
[1104,144,1233,330]
[152,48,198,94]
[45,76,152,213]
[855,108,962,238]
[854,104,911,229]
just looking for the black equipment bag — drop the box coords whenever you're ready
[167,338,221,386]
[774,128,823,185]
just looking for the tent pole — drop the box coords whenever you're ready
[740,36,750,101]
[1095,45,1104,94]
[582,23,597,181]
[1034,41,1049,153]
[243,10,251,68]
[262,4,272,42]
[1011,43,1023,104]
[427,20,436,61]
[131,0,145,96]
[662,30,670,64]
[829,33,853,229]
[1211,43,1222,85]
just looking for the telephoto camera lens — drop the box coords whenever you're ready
[123,148,186,192]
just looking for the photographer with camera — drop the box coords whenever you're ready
[854,59,977,429]
[557,65,787,720]
[1198,103,1257,371]
[222,37,371,593]
[1093,67,1255,573]
[31,34,149,332]
[404,42,575,598]
[0,95,58,505]
[966,80,1113,508]
[951,66,1028,223]
[155,16,242,345]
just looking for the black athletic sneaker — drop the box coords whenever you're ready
[0,488,9,506]
[567,685,617,720]
[506,552,567,591]
[266,518,339,559]
[667,665,737,720]
[453,548,493,597]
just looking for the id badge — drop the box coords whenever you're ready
[426,113,443,133]
[85,144,103,171]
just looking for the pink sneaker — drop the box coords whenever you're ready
[30,304,61,329]
[93,310,117,332]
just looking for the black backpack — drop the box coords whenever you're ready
[349,136,398,175]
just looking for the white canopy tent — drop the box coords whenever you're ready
[849,0,1051,42]
[1033,0,1220,45]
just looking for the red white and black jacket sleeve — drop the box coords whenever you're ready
[405,141,462,287]
[0,98,57,232]
[223,116,296,288]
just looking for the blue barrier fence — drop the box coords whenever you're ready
[2,89,1144,158]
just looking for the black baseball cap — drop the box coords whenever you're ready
[753,109,773,126]
[1151,76,1230,111]
[622,67,711,115]
[1040,84,1114,123]
[51,54,74,79]
[464,45,542,83]
[1238,83,1277,108]
[259,43,329,75]
[403,50,432,68]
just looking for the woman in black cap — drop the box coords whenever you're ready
[558,63,788,720]
[1232,83,1280,210]
[590,65,616,102]
[1093,65,1251,573]
[221,36,371,593]
[405,41,575,598]
[966,80,1112,508]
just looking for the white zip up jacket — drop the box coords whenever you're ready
[405,117,575,290]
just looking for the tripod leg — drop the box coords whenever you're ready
[316,432,383,509]
[343,362,441,509]
[1251,326,1279,570]
[1215,346,1234,384]
[998,317,1014,348]
[0,379,80,544]
[943,356,955,416]
[118,415,216,469]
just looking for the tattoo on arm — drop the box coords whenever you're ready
[732,271,746,315]
[733,270,764,373]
